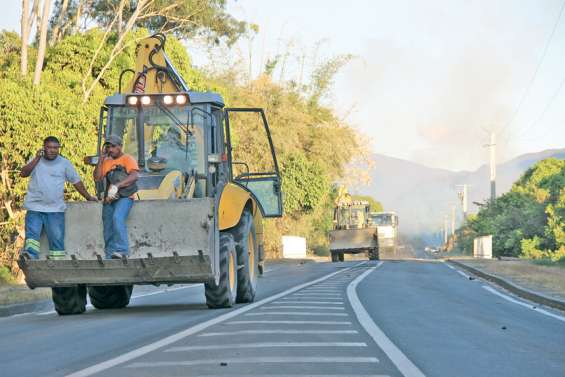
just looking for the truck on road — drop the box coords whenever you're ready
[18,33,283,315]
[369,211,398,256]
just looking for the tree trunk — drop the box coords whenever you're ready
[117,0,126,35]
[73,0,83,33]
[20,0,29,76]
[33,0,52,86]
[49,0,69,46]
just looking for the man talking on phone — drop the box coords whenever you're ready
[93,135,139,259]
[20,136,97,260]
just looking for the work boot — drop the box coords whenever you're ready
[20,250,39,260]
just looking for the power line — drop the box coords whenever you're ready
[514,73,565,140]
[500,0,565,143]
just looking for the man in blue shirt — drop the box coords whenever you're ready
[20,136,97,260]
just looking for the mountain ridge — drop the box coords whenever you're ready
[352,148,565,236]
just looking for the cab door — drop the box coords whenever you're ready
[224,108,283,217]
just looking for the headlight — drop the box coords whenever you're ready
[127,96,138,106]
[163,95,174,105]
[175,94,187,105]
[140,96,151,105]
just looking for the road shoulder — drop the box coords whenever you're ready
[448,258,565,312]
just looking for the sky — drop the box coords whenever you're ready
[3,0,565,171]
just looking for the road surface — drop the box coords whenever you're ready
[1,259,564,377]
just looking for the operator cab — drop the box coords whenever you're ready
[88,90,283,217]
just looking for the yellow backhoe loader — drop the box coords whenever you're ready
[18,33,283,315]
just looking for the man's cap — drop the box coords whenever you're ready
[104,135,123,146]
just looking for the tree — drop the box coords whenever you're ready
[455,158,565,260]
[74,0,253,102]
[33,0,52,85]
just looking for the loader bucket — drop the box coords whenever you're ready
[329,228,377,253]
[19,200,218,288]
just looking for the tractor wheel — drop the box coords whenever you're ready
[338,252,345,262]
[368,247,379,260]
[52,285,87,315]
[331,252,339,262]
[232,210,258,303]
[88,285,133,309]
[205,233,238,308]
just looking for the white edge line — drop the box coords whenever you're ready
[482,285,565,323]
[443,261,470,279]
[65,262,366,377]
[347,262,426,377]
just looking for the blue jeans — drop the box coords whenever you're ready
[102,198,133,258]
[24,211,65,259]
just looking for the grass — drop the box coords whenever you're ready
[531,258,565,268]
[0,266,52,306]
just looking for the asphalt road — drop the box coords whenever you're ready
[1,258,564,377]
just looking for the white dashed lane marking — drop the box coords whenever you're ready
[164,342,368,352]
[125,356,380,368]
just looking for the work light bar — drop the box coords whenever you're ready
[125,93,190,106]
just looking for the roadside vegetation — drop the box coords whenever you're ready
[0,1,374,280]
[455,158,565,265]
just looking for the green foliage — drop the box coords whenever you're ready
[81,0,252,46]
[0,266,15,284]
[352,195,383,212]
[281,154,330,215]
[456,158,565,259]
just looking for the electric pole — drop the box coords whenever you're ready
[443,214,448,244]
[484,132,496,201]
[451,204,456,236]
[457,184,469,219]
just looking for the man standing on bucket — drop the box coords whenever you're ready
[20,136,97,260]
[93,135,139,259]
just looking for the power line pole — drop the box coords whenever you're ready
[443,214,448,244]
[484,132,496,201]
[451,204,456,236]
[457,184,469,219]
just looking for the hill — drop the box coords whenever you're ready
[352,149,565,236]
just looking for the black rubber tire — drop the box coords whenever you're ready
[232,210,258,303]
[52,285,87,315]
[368,248,379,260]
[88,285,133,309]
[338,252,345,262]
[331,252,339,262]
[205,233,238,308]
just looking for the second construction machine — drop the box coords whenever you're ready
[328,188,379,262]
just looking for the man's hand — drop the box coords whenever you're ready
[107,184,119,200]
[21,150,44,177]
[99,145,109,159]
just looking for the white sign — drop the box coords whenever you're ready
[282,236,307,259]
[473,235,492,259]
